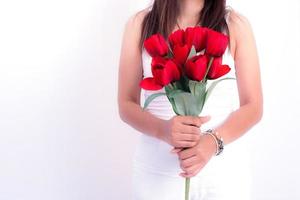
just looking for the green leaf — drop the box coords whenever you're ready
[167,89,185,98]
[164,84,173,95]
[172,92,201,116]
[167,96,180,115]
[187,45,197,60]
[188,80,206,97]
[143,92,166,110]
[164,87,186,115]
[205,77,236,103]
[188,80,206,113]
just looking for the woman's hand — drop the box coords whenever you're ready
[159,115,210,148]
[177,134,217,178]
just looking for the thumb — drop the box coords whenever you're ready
[198,115,211,124]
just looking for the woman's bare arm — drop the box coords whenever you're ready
[177,10,264,177]
[214,10,264,145]
[117,11,164,139]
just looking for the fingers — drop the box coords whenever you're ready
[178,115,211,127]
[180,164,204,178]
[179,155,198,169]
[168,115,211,148]
[178,123,200,135]
[171,125,200,148]
[178,147,197,160]
[177,132,200,141]
[173,140,198,148]
[179,154,204,178]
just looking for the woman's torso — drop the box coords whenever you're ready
[133,40,240,176]
[132,11,252,199]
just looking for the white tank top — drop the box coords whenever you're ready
[133,11,243,177]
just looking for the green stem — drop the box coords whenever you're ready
[202,56,214,83]
[185,177,190,200]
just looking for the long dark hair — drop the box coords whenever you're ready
[140,0,229,48]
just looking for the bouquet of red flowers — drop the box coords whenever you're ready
[140,26,235,200]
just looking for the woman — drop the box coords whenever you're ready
[118,0,263,199]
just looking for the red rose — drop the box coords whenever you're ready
[185,26,207,52]
[140,57,181,90]
[144,34,169,57]
[185,54,208,81]
[207,57,231,79]
[206,29,229,57]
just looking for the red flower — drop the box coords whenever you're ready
[168,29,191,65]
[207,57,231,79]
[206,29,229,57]
[185,54,208,81]
[140,57,181,90]
[172,44,191,65]
[168,29,185,47]
[144,34,169,57]
[185,26,207,52]
[139,77,163,90]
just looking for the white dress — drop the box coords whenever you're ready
[131,21,252,200]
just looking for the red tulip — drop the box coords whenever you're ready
[168,29,191,65]
[185,54,208,81]
[185,26,207,52]
[144,34,169,57]
[206,29,229,57]
[172,44,191,65]
[168,29,185,47]
[140,57,181,90]
[207,57,231,79]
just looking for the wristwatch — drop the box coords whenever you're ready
[205,129,224,156]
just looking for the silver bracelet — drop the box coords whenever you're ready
[204,132,219,155]
[204,129,224,156]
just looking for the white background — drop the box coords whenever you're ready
[0,0,299,199]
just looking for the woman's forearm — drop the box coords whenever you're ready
[214,102,263,146]
[118,100,166,140]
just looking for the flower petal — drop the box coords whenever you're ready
[144,34,169,57]
[185,55,208,81]
[185,26,207,52]
[151,57,181,86]
[207,57,231,80]
[168,29,185,47]
[140,77,163,90]
[206,29,229,57]
[173,44,191,65]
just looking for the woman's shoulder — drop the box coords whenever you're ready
[124,8,150,33]
[226,7,252,32]
[121,8,150,49]
[225,7,255,58]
